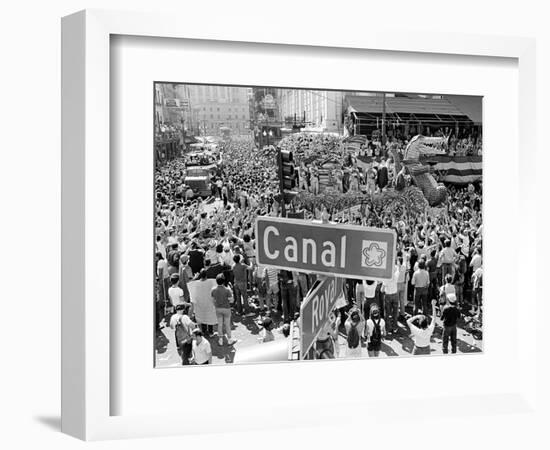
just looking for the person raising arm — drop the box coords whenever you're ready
[407,300,437,356]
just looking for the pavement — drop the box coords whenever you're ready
[155,307,289,367]
[334,312,482,359]
[155,302,482,367]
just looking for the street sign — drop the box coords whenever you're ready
[255,217,396,281]
[300,276,344,356]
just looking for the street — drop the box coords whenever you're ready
[155,304,482,367]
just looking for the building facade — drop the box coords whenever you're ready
[155,83,251,136]
[278,89,344,133]
[154,84,182,162]
[185,85,250,136]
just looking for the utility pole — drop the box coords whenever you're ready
[278,149,286,218]
[180,111,185,156]
[266,106,269,148]
[382,92,387,146]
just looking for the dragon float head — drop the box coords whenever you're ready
[401,135,449,207]
[403,135,448,161]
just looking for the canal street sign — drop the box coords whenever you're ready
[255,217,396,281]
[300,276,344,356]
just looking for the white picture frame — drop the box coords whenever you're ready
[61,9,539,441]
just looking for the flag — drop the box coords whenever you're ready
[421,155,482,184]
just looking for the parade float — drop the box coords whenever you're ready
[277,132,434,223]
[394,134,449,206]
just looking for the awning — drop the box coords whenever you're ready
[346,95,481,125]
[445,95,483,124]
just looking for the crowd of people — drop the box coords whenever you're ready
[155,132,483,364]
[358,128,482,157]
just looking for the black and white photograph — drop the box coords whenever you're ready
[154,83,483,366]
[4,0,548,446]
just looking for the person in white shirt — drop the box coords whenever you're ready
[406,300,437,355]
[439,274,456,308]
[170,305,196,365]
[459,231,470,258]
[396,255,408,317]
[205,240,219,265]
[363,280,378,322]
[438,239,457,281]
[382,263,400,334]
[191,329,212,365]
[471,266,483,314]
[355,280,366,313]
[168,273,192,315]
[188,269,217,335]
[156,236,166,259]
[156,252,169,308]
[220,243,234,267]
[470,247,482,272]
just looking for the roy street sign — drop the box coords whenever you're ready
[255,217,396,281]
[300,276,344,356]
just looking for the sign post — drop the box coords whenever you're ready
[256,216,396,360]
[300,276,345,357]
[256,217,396,281]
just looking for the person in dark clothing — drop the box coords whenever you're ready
[440,293,461,354]
[187,241,205,275]
[204,258,225,280]
[376,159,389,189]
[166,243,180,276]
[279,270,297,323]
[395,165,406,190]
[375,281,384,319]
[407,245,418,302]
[454,254,467,307]
[426,249,439,302]
[232,254,252,316]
